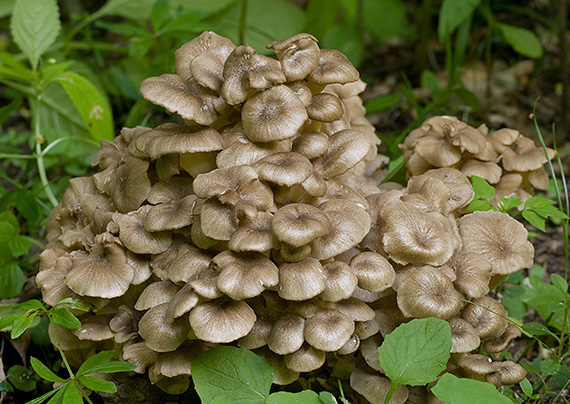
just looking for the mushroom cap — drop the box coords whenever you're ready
[65,243,134,298]
[457,354,495,375]
[123,342,160,373]
[461,297,509,340]
[292,132,330,159]
[396,266,463,320]
[199,198,238,241]
[350,367,409,404]
[312,129,370,179]
[489,128,519,153]
[165,284,201,322]
[306,93,344,122]
[143,194,197,232]
[402,177,452,215]
[252,152,313,187]
[283,343,326,372]
[349,251,396,293]
[115,206,173,255]
[214,250,279,300]
[304,308,355,351]
[501,135,555,172]
[130,123,223,159]
[360,334,383,371]
[238,319,273,350]
[461,160,502,184]
[229,211,276,252]
[189,300,256,343]
[138,303,191,352]
[241,85,308,143]
[267,33,320,81]
[486,361,527,386]
[380,200,455,267]
[407,168,474,211]
[74,313,114,341]
[221,45,286,105]
[414,136,461,167]
[459,211,534,275]
[134,281,181,311]
[448,317,481,353]
[306,49,359,85]
[278,258,326,301]
[449,252,492,299]
[190,45,236,92]
[483,323,522,353]
[267,313,305,355]
[272,203,331,247]
[189,268,224,299]
[140,74,221,125]
[319,261,358,302]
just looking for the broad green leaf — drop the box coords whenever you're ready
[0,0,16,18]
[8,235,31,256]
[56,297,94,312]
[519,378,533,397]
[0,262,26,299]
[7,365,37,392]
[0,211,19,230]
[151,0,170,32]
[266,390,322,404]
[76,351,136,377]
[192,346,274,404]
[319,391,338,404]
[378,318,452,386]
[551,274,569,293]
[365,93,401,114]
[305,0,339,40]
[62,382,84,404]
[498,23,543,59]
[362,0,408,41]
[432,373,511,404]
[438,0,481,42]
[0,313,22,331]
[540,358,561,376]
[30,357,66,383]
[56,72,114,141]
[30,316,52,346]
[10,0,61,70]
[13,299,45,312]
[546,298,566,314]
[0,220,17,242]
[11,309,38,338]
[50,308,81,330]
[466,199,493,212]
[470,175,495,201]
[78,375,117,393]
[522,209,546,231]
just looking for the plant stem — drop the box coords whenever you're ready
[559,0,569,140]
[238,0,248,44]
[383,382,398,404]
[49,322,75,380]
[33,88,59,208]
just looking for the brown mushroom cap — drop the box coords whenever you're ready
[459,211,534,275]
[306,49,359,85]
[229,211,276,252]
[114,206,173,255]
[319,261,358,302]
[134,281,181,311]
[238,319,273,350]
[214,250,279,300]
[267,313,305,355]
[312,129,370,179]
[272,203,331,247]
[349,252,396,293]
[138,303,191,352]
[501,136,555,172]
[486,361,527,386]
[267,33,320,81]
[304,308,355,351]
[278,258,326,301]
[483,323,522,353]
[65,243,134,298]
[252,152,313,187]
[189,300,256,343]
[350,367,409,404]
[143,194,197,232]
[461,297,508,340]
[241,85,308,143]
[306,93,344,122]
[461,160,502,184]
[448,317,481,353]
[396,266,463,320]
[291,132,329,159]
[283,343,326,372]
[449,252,492,299]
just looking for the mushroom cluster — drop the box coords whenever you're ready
[37,32,542,403]
[401,115,556,204]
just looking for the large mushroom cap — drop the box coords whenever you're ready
[304,308,355,352]
[272,203,331,247]
[138,303,191,352]
[189,300,256,343]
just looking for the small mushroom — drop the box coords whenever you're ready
[349,251,396,293]
[461,297,508,340]
[278,258,326,301]
[283,343,325,372]
[138,303,191,352]
[304,308,354,351]
[267,313,305,355]
[350,367,409,404]
[189,299,256,343]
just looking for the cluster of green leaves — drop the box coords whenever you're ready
[466,175,568,232]
[0,297,136,404]
[0,211,32,298]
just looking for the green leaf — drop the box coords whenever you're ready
[62,382,84,404]
[8,235,31,256]
[23,386,60,404]
[470,175,495,201]
[522,209,546,231]
[305,0,339,40]
[76,351,136,377]
[421,70,441,94]
[540,358,561,376]
[438,0,481,42]
[30,357,66,383]
[319,391,338,404]
[78,375,117,393]
[466,199,493,212]
[10,0,61,70]
[56,72,114,141]
[0,220,17,242]
[362,0,408,41]
[322,21,364,67]
[551,274,569,293]
[151,0,170,32]
[546,298,566,314]
[50,308,81,330]
[519,378,533,397]
[497,196,522,213]
[94,20,150,37]
[522,322,560,341]
[55,297,94,312]
[11,309,38,338]
[365,93,401,114]
[192,346,274,404]
[7,365,37,392]
[266,390,322,404]
[498,23,543,58]
[432,373,512,404]
[378,318,452,386]
[0,262,26,299]
[0,93,23,127]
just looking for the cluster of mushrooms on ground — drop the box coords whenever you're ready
[36,32,556,403]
